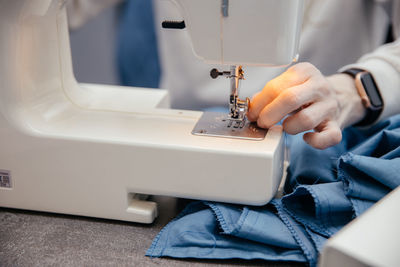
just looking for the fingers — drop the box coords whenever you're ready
[256,80,321,128]
[282,99,338,135]
[247,62,342,150]
[303,120,342,150]
[248,63,318,121]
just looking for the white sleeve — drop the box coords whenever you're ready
[66,0,123,30]
[340,1,400,123]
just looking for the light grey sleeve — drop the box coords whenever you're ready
[340,0,400,122]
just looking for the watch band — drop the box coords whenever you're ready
[343,68,383,126]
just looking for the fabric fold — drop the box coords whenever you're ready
[147,114,400,266]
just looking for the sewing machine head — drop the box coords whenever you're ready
[164,0,304,136]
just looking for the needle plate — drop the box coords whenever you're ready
[192,112,267,141]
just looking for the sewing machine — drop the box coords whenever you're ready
[0,0,303,223]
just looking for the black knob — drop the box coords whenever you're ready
[161,20,186,29]
[210,68,221,79]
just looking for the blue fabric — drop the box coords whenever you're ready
[146,115,400,266]
[117,0,161,88]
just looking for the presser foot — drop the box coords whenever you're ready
[192,112,267,140]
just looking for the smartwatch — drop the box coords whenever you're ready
[342,68,383,126]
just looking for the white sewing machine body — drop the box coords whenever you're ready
[0,0,303,223]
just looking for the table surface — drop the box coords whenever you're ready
[0,197,305,266]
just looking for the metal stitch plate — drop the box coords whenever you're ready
[192,112,267,140]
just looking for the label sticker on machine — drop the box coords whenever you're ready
[0,170,12,188]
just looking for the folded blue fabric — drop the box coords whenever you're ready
[147,115,400,266]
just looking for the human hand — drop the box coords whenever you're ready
[247,63,366,149]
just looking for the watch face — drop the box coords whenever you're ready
[360,73,383,110]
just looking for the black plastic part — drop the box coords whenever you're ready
[161,20,186,29]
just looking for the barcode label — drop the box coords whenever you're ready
[0,170,12,188]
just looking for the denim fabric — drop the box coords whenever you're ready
[117,0,161,88]
[147,115,400,266]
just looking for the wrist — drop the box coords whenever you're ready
[327,74,367,128]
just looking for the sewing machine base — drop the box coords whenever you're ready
[0,84,285,225]
[192,112,267,140]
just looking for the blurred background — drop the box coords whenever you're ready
[69,0,161,90]
[70,6,121,85]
